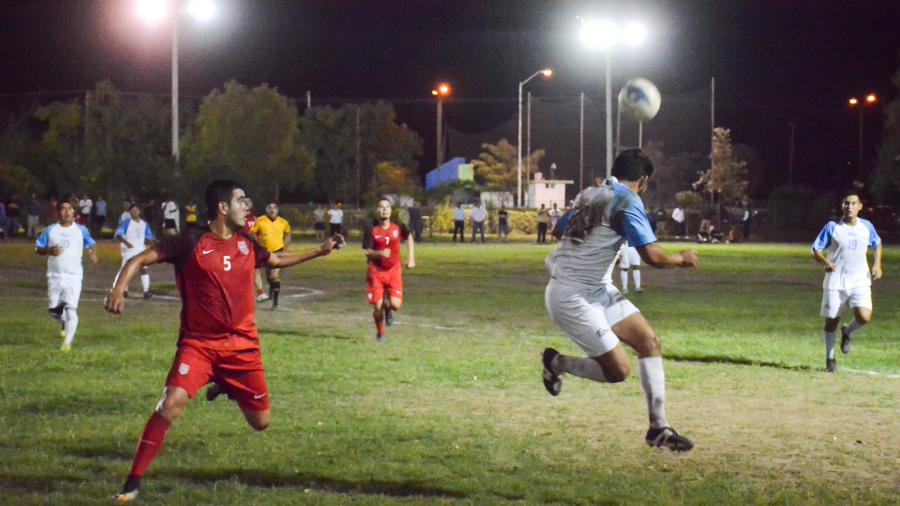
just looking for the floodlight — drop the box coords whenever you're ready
[541,68,553,77]
[865,94,877,104]
[137,0,168,25]
[580,19,617,50]
[186,0,215,22]
[848,97,859,106]
[621,22,647,46]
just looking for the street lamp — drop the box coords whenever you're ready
[136,0,216,162]
[517,68,552,207]
[848,93,877,176]
[579,18,647,178]
[432,82,452,167]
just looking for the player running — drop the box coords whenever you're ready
[113,204,154,299]
[250,202,292,309]
[34,201,98,351]
[363,198,415,342]
[812,191,883,373]
[106,180,343,502]
[541,149,698,451]
[617,242,642,294]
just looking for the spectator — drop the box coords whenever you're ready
[160,197,180,236]
[78,194,93,228]
[27,193,42,238]
[94,196,107,237]
[549,203,561,243]
[672,206,685,237]
[537,203,550,244]
[742,205,753,241]
[6,197,21,238]
[408,201,423,242]
[497,204,510,242]
[328,201,344,236]
[470,202,487,243]
[452,202,465,242]
[144,198,159,237]
[313,204,326,240]
[184,199,199,229]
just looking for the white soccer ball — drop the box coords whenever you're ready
[617,78,661,123]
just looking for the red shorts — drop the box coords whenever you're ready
[366,265,403,304]
[165,342,270,412]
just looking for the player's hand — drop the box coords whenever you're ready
[406,259,415,269]
[823,261,836,273]
[679,250,699,268]
[380,249,391,258]
[48,245,63,256]
[105,290,125,314]
[872,265,883,281]
[319,235,340,256]
[123,240,134,249]
[89,249,98,264]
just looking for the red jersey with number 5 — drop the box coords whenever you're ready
[362,221,409,271]
[155,227,271,351]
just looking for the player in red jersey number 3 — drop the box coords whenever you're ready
[105,180,344,502]
[363,198,415,342]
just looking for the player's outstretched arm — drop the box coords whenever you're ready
[106,249,160,314]
[637,243,698,269]
[269,234,343,269]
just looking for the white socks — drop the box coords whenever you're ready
[639,357,669,429]
[846,319,864,336]
[632,270,641,290]
[553,355,609,383]
[63,308,78,346]
[824,331,836,359]
[620,270,629,292]
[141,274,150,293]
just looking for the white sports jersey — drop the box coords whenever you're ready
[812,218,881,290]
[115,218,154,258]
[162,201,179,221]
[546,181,656,288]
[34,223,96,278]
[328,208,343,224]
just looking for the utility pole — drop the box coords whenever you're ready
[355,106,361,208]
[579,92,585,189]
[788,122,795,185]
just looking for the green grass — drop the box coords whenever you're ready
[1,240,898,505]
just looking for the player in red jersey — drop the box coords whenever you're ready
[105,180,344,502]
[363,198,415,342]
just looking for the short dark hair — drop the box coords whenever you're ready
[128,203,140,211]
[842,190,861,200]
[205,179,244,220]
[611,148,654,182]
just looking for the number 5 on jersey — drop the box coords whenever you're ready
[223,255,232,271]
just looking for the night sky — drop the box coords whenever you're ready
[1,0,899,194]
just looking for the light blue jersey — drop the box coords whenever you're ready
[35,223,96,278]
[812,218,881,290]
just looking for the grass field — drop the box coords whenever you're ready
[1,239,898,505]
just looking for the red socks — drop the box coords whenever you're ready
[129,411,172,478]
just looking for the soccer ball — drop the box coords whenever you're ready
[617,78,661,122]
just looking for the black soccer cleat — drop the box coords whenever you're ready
[114,475,141,503]
[48,302,66,321]
[826,358,837,373]
[541,348,562,396]
[143,291,153,300]
[376,332,387,343]
[384,307,394,327]
[645,426,694,452]
[840,325,851,354]
[206,383,224,402]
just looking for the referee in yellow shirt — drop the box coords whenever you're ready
[251,202,292,309]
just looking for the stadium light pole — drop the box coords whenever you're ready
[432,83,452,168]
[848,94,877,177]
[136,0,216,162]
[517,68,552,208]
[580,19,647,178]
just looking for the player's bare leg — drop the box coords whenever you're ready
[372,299,387,343]
[823,317,840,372]
[116,387,190,502]
[614,312,693,451]
[240,406,271,432]
[384,295,402,326]
[841,307,872,355]
[254,269,268,302]
[268,267,281,310]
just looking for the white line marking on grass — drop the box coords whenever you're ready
[841,368,900,379]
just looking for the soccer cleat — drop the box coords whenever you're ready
[143,291,153,300]
[376,332,386,343]
[826,358,837,373]
[645,426,694,452]
[840,325,851,354]
[635,288,644,293]
[256,293,270,303]
[60,343,71,352]
[384,306,394,327]
[541,348,562,396]
[114,476,141,503]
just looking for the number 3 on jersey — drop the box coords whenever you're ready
[223,255,232,271]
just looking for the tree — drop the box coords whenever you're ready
[298,101,423,204]
[640,141,704,209]
[365,161,420,204]
[872,55,900,203]
[471,138,544,198]
[694,128,748,206]
[184,81,313,202]
[33,99,84,195]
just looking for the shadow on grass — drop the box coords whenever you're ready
[259,328,355,341]
[159,467,469,499]
[667,353,812,372]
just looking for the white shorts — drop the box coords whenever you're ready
[820,286,872,319]
[545,280,639,356]
[48,276,83,310]
[619,246,640,269]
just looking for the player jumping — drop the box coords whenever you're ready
[812,191,883,373]
[542,149,698,451]
[363,198,415,342]
[106,180,343,502]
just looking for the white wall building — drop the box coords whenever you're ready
[527,172,573,209]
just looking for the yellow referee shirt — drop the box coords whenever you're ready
[251,215,291,252]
